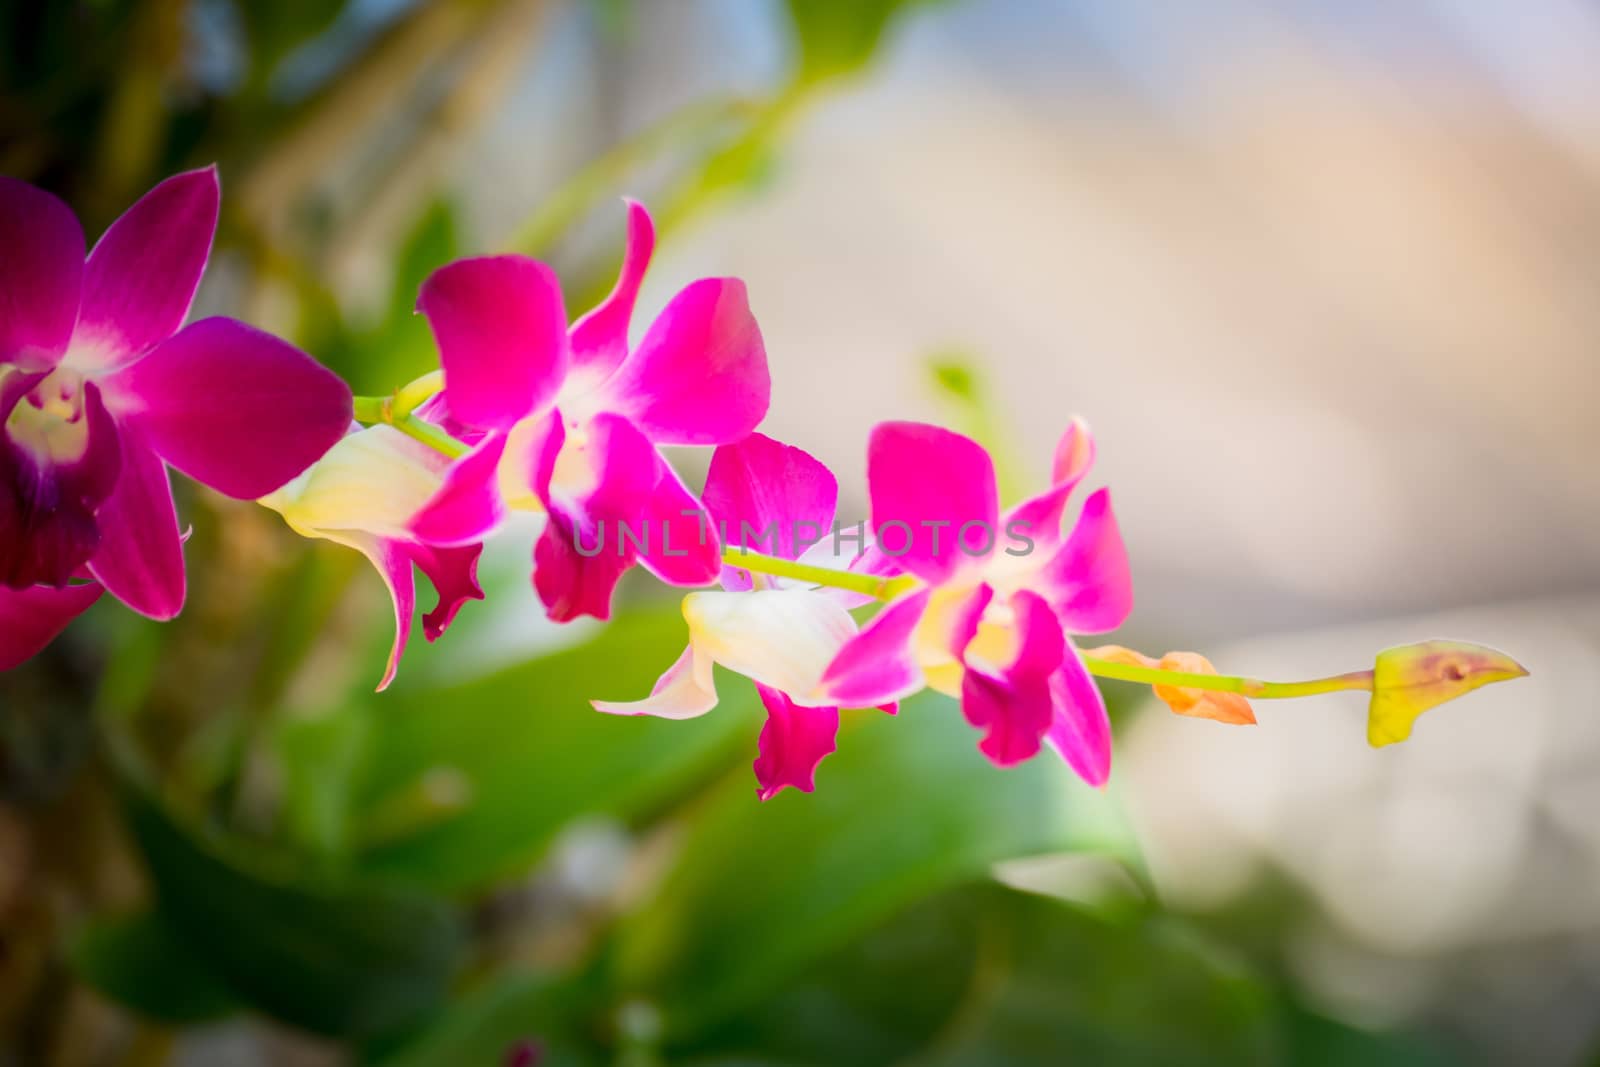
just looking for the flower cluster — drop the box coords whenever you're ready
[3,167,1529,801]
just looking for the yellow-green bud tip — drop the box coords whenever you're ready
[1367,640,1528,748]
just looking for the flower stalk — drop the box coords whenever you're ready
[352,374,466,458]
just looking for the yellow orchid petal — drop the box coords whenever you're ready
[683,589,856,704]
[1083,644,1257,725]
[260,425,446,540]
[1367,640,1528,747]
[593,644,718,719]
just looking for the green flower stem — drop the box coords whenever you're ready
[351,388,469,459]
[721,549,919,601]
[1079,657,1374,698]
[390,413,469,458]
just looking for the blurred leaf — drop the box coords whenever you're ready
[341,197,463,394]
[112,744,466,1038]
[784,0,944,85]
[348,607,761,895]
[1280,1009,1461,1067]
[274,705,371,856]
[924,349,1027,503]
[609,690,1135,1038]
[918,888,1275,1067]
[68,909,241,1024]
[238,0,348,94]
[367,973,604,1067]
[679,883,1276,1067]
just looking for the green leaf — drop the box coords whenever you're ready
[918,888,1276,1067]
[68,909,241,1024]
[348,607,761,895]
[112,748,466,1039]
[366,973,604,1067]
[609,690,1136,1038]
[1279,1009,1461,1067]
[784,0,945,85]
[680,884,1276,1067]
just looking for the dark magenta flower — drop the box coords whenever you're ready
[409,201,769,622]
[0,168,352,660]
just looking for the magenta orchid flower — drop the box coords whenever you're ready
[259,423,484,690]
[818,419,1131,785]
[594,432,889,800]
[0,168,352,663]
[408,201,769,622]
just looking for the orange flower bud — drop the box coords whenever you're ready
[1083,645,1257,725]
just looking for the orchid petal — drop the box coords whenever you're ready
[753,684,839,801]
[106,317,352,499]
[261,425,447,540]
[0,581,102,670]
[1036,488,1132,634]
[316,532,413,692]
[704,432,837,590]
[532,515,633,623]
[1003,416,1094,553]
[70,167,218,371]
[410,542,484,641]
[820,588,930,707]
[568,200,653,390]
[410,431,508,547]
[868,421,998,586]
[1044,647,1113,787]
[684,588,857,703]
[959,590,1066,767]
[87,429,184,619]
[593,644,719,720]
[1,381,121,589]
[418,255,568,431]
[598,278,768,446]
[0,176,83,369]
[533,412,717,620]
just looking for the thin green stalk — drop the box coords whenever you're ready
[352,373,465,458]
[389,413,469,458]
[1081,657,1374,698]
[722,549,918,601]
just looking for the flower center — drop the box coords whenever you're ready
[5,367,90,463]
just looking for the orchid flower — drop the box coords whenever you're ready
[593,432,891,800]
[259,424,484,690]
[0,168,351,664]
[815,418,1131,785]
[407,201,769,622]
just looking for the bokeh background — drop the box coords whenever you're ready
[3,1,1598,1064]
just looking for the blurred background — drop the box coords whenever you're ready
[3,1,1598,1064]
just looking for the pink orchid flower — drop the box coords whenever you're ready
[0,168,352,663]
[593,432,889,800]
[818,419,1132,786]
[408,201,769,622]
[259,423,484,691]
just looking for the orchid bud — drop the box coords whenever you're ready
[1082,645,1257,725]
[1367,640,1528,747]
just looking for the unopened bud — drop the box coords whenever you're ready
[1083,645,1256,725]
[1367,640,1528,747]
